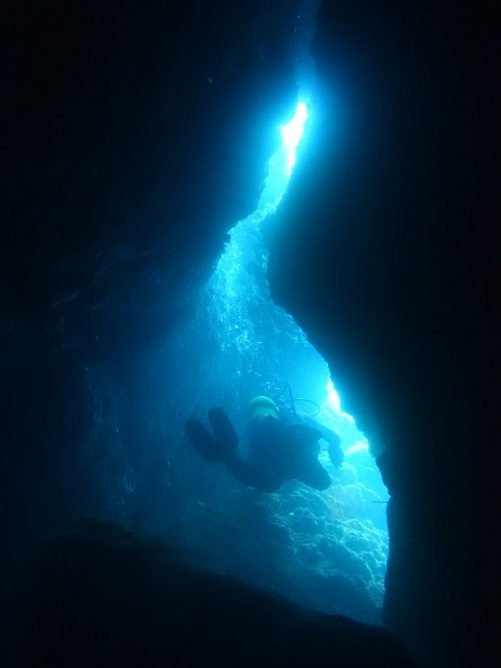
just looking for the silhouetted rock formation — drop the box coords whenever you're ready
[18,519,414,667]
[268,2,496,666]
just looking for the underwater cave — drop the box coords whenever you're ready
[2,2,494,668]
[156,97,391,624]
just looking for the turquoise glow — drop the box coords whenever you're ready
[257,100,309,215]
[210,98,378,476]
[281,101,308,174]
[165,95,390,620]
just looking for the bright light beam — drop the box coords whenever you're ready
[256,99,310,214]
[280,101,308,175]
[325,378,342,413]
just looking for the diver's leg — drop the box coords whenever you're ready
[185,407,238,463]
[295,458,332,491]
[225,454,282,492]
[208,407,238,457]
[184,418,228,462]
[186,409,282,491]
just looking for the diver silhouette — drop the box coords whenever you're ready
[185,395,343,492]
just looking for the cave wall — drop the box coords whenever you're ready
[2,0,308,519]
[268,2,496,667]
[1,1,497,666]
[1,0,309,658]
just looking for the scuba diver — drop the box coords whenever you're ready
[185,395,343,492]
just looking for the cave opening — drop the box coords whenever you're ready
[160,99,390,625]
[3,2,493,666]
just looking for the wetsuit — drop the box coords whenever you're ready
[185,408,342,492]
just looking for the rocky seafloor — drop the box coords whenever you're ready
[166,454,388,626]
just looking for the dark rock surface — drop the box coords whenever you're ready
[1,0,302,555]
[1,1,306,661]
[268,2,497,667]
[168,485,387,624]
[3,0,301,337]
[18,519,414,668]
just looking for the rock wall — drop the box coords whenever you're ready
[268,2,496,666]
[1,1,305,660]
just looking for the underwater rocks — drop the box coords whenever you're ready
[169,481,388,625]
[18,519,416,667]
[266,2,495,665]
[2,4,305,659]
[4,2,302,328]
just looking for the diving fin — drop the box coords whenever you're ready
[208,407,238,456]
[184,418,227,462]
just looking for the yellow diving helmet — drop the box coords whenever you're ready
[247,395,279,421]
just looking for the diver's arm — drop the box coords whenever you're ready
[301,415,344,467]
[301,414,340,445]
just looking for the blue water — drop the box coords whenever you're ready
[150,100,390,624]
